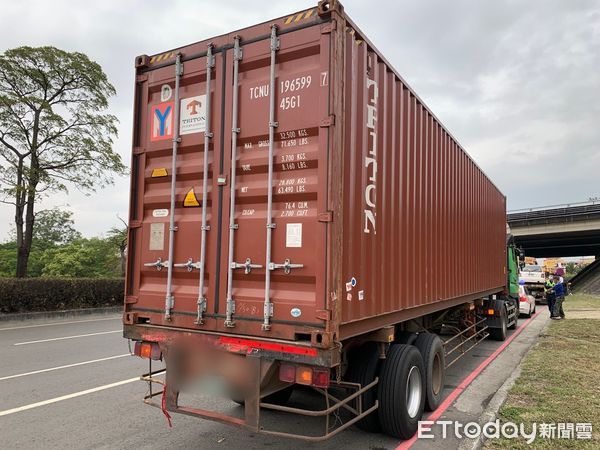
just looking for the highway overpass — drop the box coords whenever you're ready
[507,202,600,258]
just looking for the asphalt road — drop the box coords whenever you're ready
[0,310,548,449]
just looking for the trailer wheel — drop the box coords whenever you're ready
[378,344,425,439]
[413,334,445,411]
[346,342,381,432]
[489,307,507,341]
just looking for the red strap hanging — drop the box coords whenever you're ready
[161,385,173,428]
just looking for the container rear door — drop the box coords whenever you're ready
[126,21,332,341]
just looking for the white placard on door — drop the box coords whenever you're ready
[286,223,302,248]
[180,95,206,135]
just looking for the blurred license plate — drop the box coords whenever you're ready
[197,375,229,396]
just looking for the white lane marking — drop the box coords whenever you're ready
[0,377,140,416]
[0,354,130,381]
[0,317,120,331]
[14,330,121,346]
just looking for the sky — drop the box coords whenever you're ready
[0,0,599,240]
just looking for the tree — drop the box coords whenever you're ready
[9,207,81,248]
[3,207,81,277]
[40,238,121,278]
[0,241,45,277]
[0,46,125,277]
[32,208,81,246]
[565,262,583,278]
[105,216,127,277]
[0,242,18,277]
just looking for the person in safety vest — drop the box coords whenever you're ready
[545,277,556,318]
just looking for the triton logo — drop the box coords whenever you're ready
[364,77,378,234]
[180,95,207,135]
[186,99,202,115]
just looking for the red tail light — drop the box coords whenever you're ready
[312,367,330,388]
[279,364,330,388]
[279,364,296,383]
[134,341,162,360]
[520,296,527,302]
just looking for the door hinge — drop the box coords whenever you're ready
[315,309,331,321]
[320,115,335,127]
[318,211,333,222]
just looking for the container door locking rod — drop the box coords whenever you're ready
[195,44,215,325]
[224,37,243,328]
[262,25,280,331]
[164,54,183,321]
[144,258,170,271]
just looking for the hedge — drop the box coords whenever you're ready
[0,278,124,314]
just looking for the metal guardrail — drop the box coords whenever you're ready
[508,200,600,214]
[508,202,600,224]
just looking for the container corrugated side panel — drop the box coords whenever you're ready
[338,19,506,339]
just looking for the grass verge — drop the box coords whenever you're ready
[485,293,600,449]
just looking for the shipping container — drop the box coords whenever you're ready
[124,0,513,441]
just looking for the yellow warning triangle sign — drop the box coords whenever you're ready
[183,188,200,207]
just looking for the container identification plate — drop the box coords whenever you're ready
[149,223,165,251]
[286,223,302,248]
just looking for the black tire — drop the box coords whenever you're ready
[395,330,418,345]
[489,307,508,341]
[232,386,293,407]
[346,342,381,432]
[378,344,425,439]
[508,298,518,330]
[413,334,445,411]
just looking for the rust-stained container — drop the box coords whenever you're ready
[124,0,506,350]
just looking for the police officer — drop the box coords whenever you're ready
[545,276,556,318]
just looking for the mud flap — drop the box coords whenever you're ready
[482,297,516,330]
